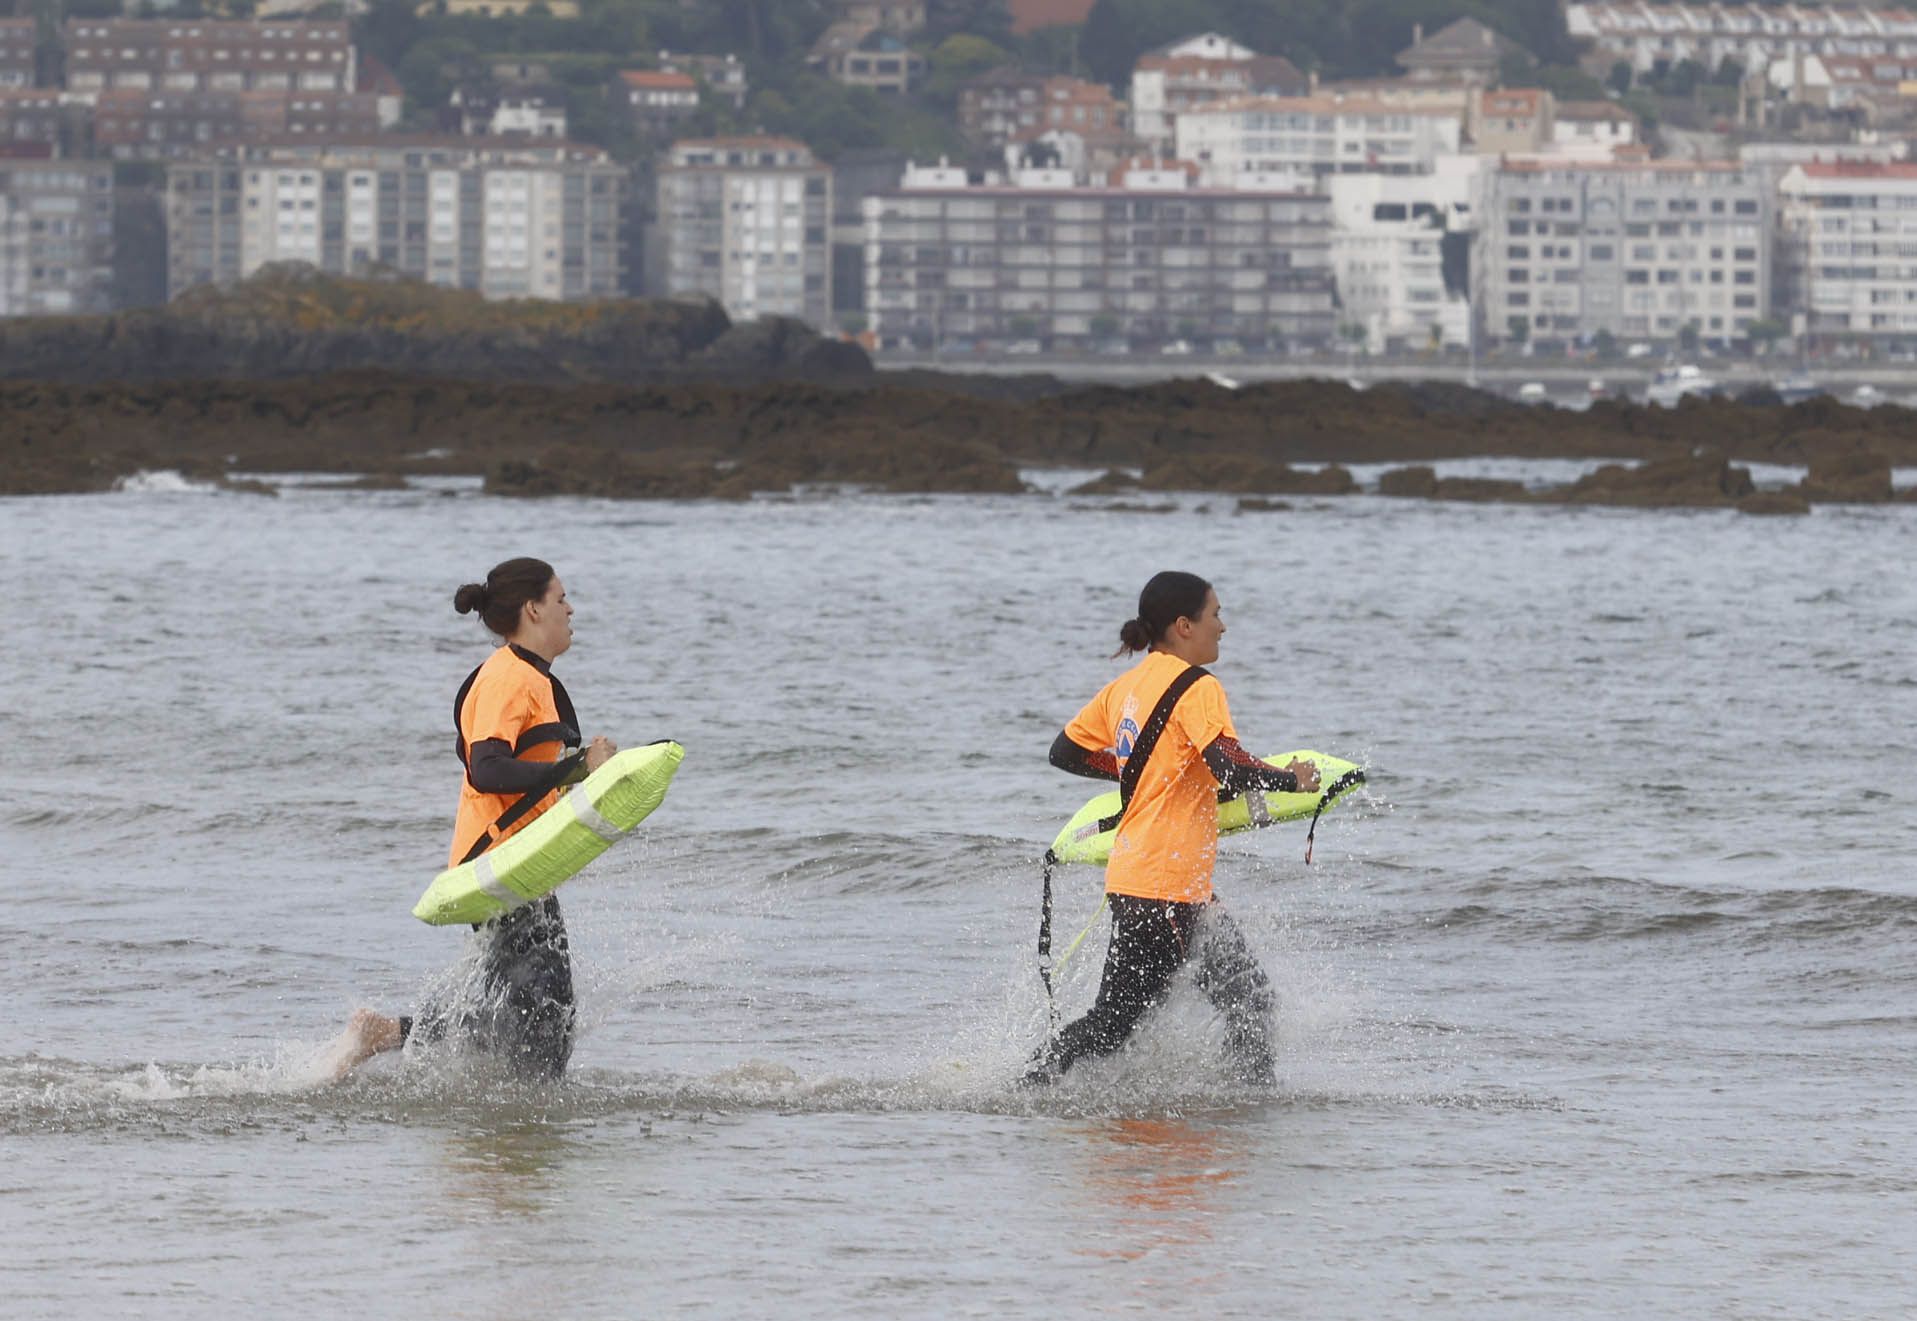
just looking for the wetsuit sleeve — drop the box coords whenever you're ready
[1202,734,1300,795]
[468,739,586,794]
[1049,730,1120,781]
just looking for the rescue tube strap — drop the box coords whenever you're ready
[457,750,586,866]
[1302,767,1367,864]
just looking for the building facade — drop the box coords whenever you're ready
[0,161,115,316]
[1568,2,1917,76]
[1130,33,1307,149]
[861,164,1335,350]
[0,18,34,90]
[1177,95,1464,185]
[656,136,831,327]
[1778,161,1917,339]
[1327,159,1478,351]
[618,69,700,138]
[165,137,624,301]
[64,20,357,102]
[94,88,383,159]
[1476,158,1771,347]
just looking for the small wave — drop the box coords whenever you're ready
[113,469,218,494]
[1427,874,1917,947]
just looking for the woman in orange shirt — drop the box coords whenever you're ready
[1027,571,1319,1088]
[337,557,616,1080]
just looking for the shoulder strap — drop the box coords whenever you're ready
[1094,662,1210,834]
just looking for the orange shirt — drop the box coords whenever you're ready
[448,645,570,867]
[1064,651,1236,904]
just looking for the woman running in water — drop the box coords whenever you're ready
[1027,570,1318,1087]
[337,557,615,1079]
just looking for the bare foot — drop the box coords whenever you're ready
[329,1008,404,1082]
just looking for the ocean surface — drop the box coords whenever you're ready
[3,467,1914,1319]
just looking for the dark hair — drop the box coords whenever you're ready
[454,557,555,638]
[1115,570,1213,656]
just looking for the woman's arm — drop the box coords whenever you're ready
[1202,734,1311,795]
[468,739,586,794]
[1049,730,1121,781]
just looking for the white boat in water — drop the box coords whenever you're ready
[1771,374,1825,405]
[1645,363,1718,407]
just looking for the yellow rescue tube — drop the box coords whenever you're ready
[413,740,685,926]
[1049,749,1363,866]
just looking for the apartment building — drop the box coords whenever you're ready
[0,18,34,89]
[861,163,1335,350]
[1475,88,1554,154]
[1567,2,1917,76]
[1327,158,1478,351]
[659,52,747,110]
[1553,100,1640,154]
[959,71,1122,148]
[64,19,357,103]
[1177,95,1464,186]
[0,160,114,316]
[617,70,700,138]
[1130,33,1307,149]
[1476,158,1771,347]
[0,92,71,156]
[164,137,624,301]
[1778,161,1917,338]
[94,88,383,159]
[655,136,831,327]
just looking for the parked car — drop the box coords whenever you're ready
[1212,337,1244,357]
[1625,342,1654,358]
[1161,339,1194,356]
[1004,339,1042,355]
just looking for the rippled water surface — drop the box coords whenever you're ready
[3,476,1915,1319]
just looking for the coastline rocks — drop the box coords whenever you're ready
[1378,466,1531,502]
[1796,451,1892,503]
[1138,453,1356,494]
[1736,491,1811,516]
[1551,453,1755,507]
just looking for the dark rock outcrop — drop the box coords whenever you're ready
[1796,451,1892,503]
[1550,453,1755,507]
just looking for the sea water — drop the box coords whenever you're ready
[2,475,1913,1318]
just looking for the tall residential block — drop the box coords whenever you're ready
[656,136,831,327]
[861,163,1335,350]
[1476,159,1771,346]
[1778,161,1917,340]
[164,138,625,301]
[0,161,115,316]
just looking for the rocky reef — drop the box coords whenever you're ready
[2,271,1915,509]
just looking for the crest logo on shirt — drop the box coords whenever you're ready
[1115,695,1140,762]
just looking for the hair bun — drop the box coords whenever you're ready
[453,582,489,615]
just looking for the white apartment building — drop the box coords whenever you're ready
[1177,95,1463,186]
[861,163,1336,350]
[1567,3,1917,76]
[1328,157,1478,351]
[1129,32,1306,149]
[0,162,115,317]
[1778,161,1917,338]
[166,138,625,301]
[656,136,832,327]
[1476,158,1771,346]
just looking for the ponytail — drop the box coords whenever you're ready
[454,557,555,639]
[1113,570,1213,657]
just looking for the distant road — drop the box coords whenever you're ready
[875,354,1917,395]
